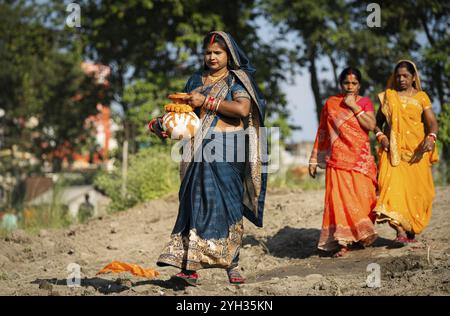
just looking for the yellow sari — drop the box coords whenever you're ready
[374,60,438,234]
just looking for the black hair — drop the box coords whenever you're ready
[202,33,228,51]
[338,67,362,85]
[395,61,416,76]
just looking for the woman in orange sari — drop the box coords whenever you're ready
[374,60,438,244]
[309,67,378,257]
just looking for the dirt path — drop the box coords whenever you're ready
[1,187,449,296]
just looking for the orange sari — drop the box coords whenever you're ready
[312,95,378,251]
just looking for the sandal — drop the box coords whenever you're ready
[392,236,409,246]
[226,268,245,284]
[174,270,199,286]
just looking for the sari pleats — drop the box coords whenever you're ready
[374,89,438,234]
[319,167,377,251]
[313,95,378,251]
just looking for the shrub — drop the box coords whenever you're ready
[94,145,180,211]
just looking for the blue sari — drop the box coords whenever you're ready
[157,32,267,271]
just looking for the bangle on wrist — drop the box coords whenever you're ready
[206,96,215,111]
[427,136,436,143]
[214,99,222,112]
[353,107,363,115]
[427,133,437,141]
[157,117,164,130]
[148,118,155,132]
[377,134,388,143]
[356,110,365,118]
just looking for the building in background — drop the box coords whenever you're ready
[26,183,110,220]
[69,63,118,171]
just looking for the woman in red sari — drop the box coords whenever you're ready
[309,67,378,257]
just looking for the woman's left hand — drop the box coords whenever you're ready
[422,137,435,152]
[410,137,435,163]
[187,92,206,108]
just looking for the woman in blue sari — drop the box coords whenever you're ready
[151,31,267,284]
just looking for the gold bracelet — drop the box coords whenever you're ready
[214,99,222,112]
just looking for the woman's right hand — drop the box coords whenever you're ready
[148,117,168,139]
[308,163,318,178]
[380,136,390,152]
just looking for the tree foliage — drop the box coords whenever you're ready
[0,1,103,174]
[77,0,293,151]
[263,0,449,119]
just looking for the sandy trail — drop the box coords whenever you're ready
[1,187,449,296]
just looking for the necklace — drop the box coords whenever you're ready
[206,70,228,84]
[399,87,415,97]
[209,70,228,77]
[405,88,415,97]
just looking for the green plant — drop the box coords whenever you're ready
[20,179,73,233]
[94,145,180,212]
[268,166,325,190]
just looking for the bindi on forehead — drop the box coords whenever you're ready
[343,73,359,85]
[344,74,359,83]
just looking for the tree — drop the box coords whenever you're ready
[0,1,103,176]
[76,0,294,195]
[437,103,450,184]
[263,0,449,120]
[262,0,352,120]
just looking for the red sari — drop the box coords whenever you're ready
[311,95,378,251]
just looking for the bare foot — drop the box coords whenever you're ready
[389,222,407,238]
[396,229,407,238]
[332,247,349,258]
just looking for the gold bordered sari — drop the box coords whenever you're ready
[374,60,438,234]
[157,31,268,270]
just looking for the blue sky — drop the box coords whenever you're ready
[256,19,323,143]
[282,75,318,142]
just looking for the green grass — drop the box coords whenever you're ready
[0,228,10,239]
[3,178,75,235]
[0,270,8,281]
[268,168,325,190]
[21,204,72,234]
